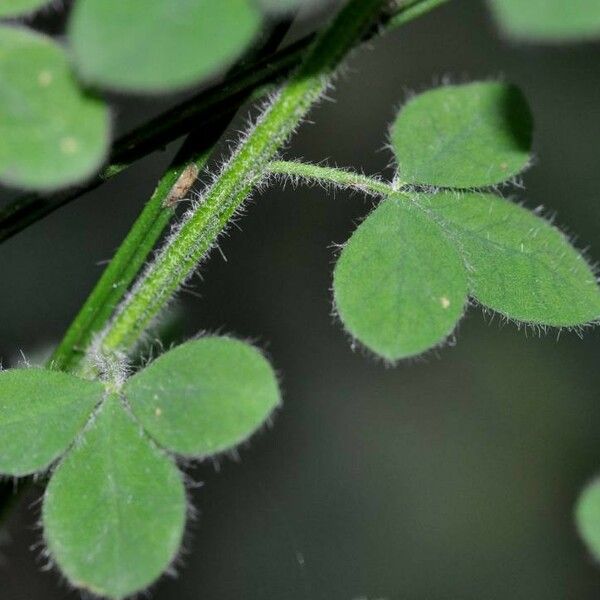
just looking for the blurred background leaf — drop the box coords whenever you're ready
[488,0,600,43]
[68,0,262,93]
[256,0,323,14]
[0,0,49,18]
[0,26,109,191]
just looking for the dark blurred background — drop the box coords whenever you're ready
[3,0,600,598]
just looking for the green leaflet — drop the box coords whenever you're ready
[43,395,186,600]
[489,0,600,42]
[390,82,533,188]
[0,369,102,476]
[576,479,600,562]
[68,0,261,93]
[333,196,468,361]
[0,0,49,17]
[0,26,109,190]
[126,337,281,457]
[418,191,600,326]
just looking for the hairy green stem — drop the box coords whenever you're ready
[99,0,387,355]
[49,133,209,373]
[267,160,396,196]
[48,20,296,374]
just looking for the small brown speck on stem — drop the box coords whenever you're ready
[164,163,199,207]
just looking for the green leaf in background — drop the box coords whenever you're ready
[0,26,109,190]
[0,368,102,476]
[257,0,302,12]
[256,0,321,14]
[390,82,533,188]
[43,395,186,600]
[418,191,600,326]
[489,0,600,42]
[0,0,49,17]
[333,196,468,361]
[68,0,261,93]
[126,337,280,457]
[576,478,600,561]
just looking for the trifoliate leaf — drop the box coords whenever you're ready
[391,82,533,188]
[489,0,600,42]
[576,478,600,562]
[0,368,102,476]
[43,396,186,600]
[0,26,110,190]
[418,191,600,326]
[333,196,468,361]
[68,0,261,93]
[0,0,49,17]
[125,337,281,457]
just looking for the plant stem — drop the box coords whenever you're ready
[49,132,208,373]
[0,0,449,244]
[99,0,388,356]
[49,21,296,374]
[267,160,396,196]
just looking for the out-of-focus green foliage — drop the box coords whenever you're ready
[0,0,49,17]
[0,26,109,190]
[68,0,261,92]
[489,0,600,42]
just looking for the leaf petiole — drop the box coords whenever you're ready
[266,160,396,196]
